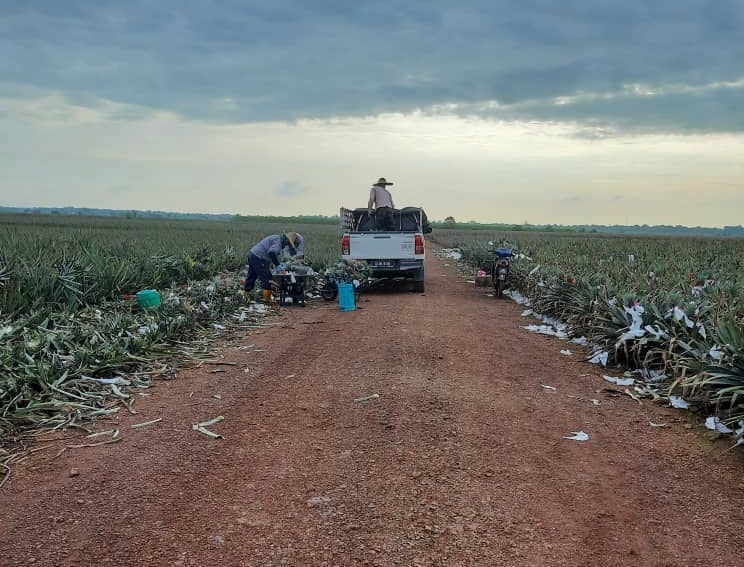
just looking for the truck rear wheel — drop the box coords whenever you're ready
[412,269,425,293]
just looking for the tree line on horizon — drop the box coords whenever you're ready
[1,206,742,237]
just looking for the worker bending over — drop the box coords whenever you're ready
[244,232,304,302]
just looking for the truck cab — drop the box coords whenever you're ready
[340,207,431,292]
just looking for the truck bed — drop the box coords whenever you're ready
[341,207,432,233]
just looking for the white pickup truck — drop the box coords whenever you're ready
[339,207,431,292]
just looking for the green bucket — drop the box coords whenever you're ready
[136,289,161,310]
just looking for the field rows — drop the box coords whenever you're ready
[2,215,744,458]
[0,215,340,448]
[0,215,340,316]
[431,229,744,436]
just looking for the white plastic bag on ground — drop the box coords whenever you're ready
[563,431,589,441]
[669,396,689,409]
[590,350,609,367]
[672,306,695,329]
[705,417,733,434]
[603,375,635,386]
[709,346,724,361]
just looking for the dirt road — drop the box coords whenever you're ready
[3,249,744,566]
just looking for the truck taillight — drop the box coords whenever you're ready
[341,235,350,255]
[414,235,424,255]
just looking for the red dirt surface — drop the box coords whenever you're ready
[2,249,744,567]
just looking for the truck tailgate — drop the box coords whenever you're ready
[349,233,415,259]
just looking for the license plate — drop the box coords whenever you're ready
[372,260,393,267]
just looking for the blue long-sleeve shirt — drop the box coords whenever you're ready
[249,234,305,264]
[249,235,284,265]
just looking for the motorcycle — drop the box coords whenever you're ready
[490,245,514,298]
[318,274,340,301]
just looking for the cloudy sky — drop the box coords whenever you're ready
[1,0,742,225]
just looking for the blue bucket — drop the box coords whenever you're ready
[338,283,356,312]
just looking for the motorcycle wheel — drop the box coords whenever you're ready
[496,279,506,298]
[491,267,501,292]
[320,281,338,301]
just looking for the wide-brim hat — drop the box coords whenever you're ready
[284,231,299,250]
[375,177,393,186]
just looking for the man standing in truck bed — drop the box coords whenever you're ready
[368,177,395,231]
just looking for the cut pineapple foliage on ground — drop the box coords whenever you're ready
[2,247,744,566]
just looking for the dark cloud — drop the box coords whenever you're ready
[1,0,742,132]
[475,83,744,135]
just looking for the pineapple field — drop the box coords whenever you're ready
[0,214,340,451]
[3,215,744,465]
[432,229,744,440]
[0,214,341,315]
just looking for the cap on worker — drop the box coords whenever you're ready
[375,177,393,186]
[284,231,299,249]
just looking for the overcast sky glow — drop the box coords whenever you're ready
[1,0,742,225]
